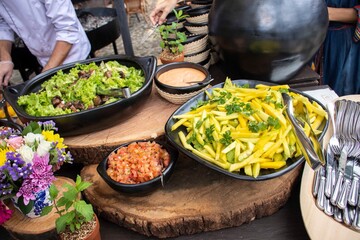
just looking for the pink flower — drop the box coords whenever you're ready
[5,136,24,150]
[0,200,13,224]
[16,153,55,205]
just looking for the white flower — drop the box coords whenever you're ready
[37,141,52,157]
[18,145,35,164]
[24,133,44,145]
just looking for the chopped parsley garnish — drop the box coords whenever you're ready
[248,121,268,133]
[220,130,233,146]
[267,116,281,129]
[205,125,215,142]
[225,102,254,116]
[195,120,203,129]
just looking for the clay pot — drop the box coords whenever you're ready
[159,51,185,64]
[208,0,328,83]
[59,214,101,240]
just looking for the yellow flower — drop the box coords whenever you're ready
[42,130,67,149]
[0,147,12,166]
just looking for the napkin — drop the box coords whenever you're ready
[303,88,339,106]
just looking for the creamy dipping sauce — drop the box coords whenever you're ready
[158,68,206,87]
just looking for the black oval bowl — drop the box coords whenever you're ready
[154,62,212,94]
[165,79,329,181]
[97,140,179,195]
[186,5,211,17]
[0,119,23,131]
[3,55,157,136]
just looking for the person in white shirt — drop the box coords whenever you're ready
[0,0,91,86]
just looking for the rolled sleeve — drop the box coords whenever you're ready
[0,15,14,42]
[44,0,81,44]
[353,5,360,42]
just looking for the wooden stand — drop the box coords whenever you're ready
[64,85,179,165]
[81,155,303,238]
[2,177,75,240]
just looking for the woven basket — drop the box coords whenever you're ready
[186,13,209,24]
[190,3,212,8]
[185,24,208,35]
[184,48,211,63]
[184,35,209,55]
[155,85,209,105]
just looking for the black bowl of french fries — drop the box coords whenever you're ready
[165,79,329,180]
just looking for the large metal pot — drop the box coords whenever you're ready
[3,55,157,136]
[208,0,328,83]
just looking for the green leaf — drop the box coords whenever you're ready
[40,205,53,216]
[49,184,59,200]
[57,196,70,208]
[15,196,34,215]
[56,211,75,233]
[220,130,232,146]
[74,200,94,221]
[77,181,92,192]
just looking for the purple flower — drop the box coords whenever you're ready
[16,153,55,205]
[38,121,58,131]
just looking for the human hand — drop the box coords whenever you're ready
[0,61,13,87]
[150,0,178,25]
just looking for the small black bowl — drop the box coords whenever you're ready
[154,62,212,94]
[97,140,178,195]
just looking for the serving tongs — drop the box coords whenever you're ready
[96,87,131,98]
[282,93,325,170]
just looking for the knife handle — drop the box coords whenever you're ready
[337,178,351,209]
[348,176,359,206]
[343,206,352,226]
[312,168,321,197]
[333,207,343,222]
[324,197,334,216]
[352,207,360,230]
[316,176,326,211]
[325,165,333,198]
[331,171,344,205]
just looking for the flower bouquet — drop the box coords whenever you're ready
[0,121,73,222]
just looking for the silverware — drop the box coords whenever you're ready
[327,101,341,155]
[334,206,343,222]
[349,160,360,206]
[331,148,348,205]
[324,197,334,216]
[313,167,322,197]
[325,145,335,198]
[96,87,131,98]
[337,159,354,209]
[316,174,326,211]
[281,93,325,170]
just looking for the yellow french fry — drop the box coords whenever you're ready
[260,161,286,169]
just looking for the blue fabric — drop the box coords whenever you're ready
[322,0,360,96]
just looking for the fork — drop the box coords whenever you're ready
[327,101,341,155]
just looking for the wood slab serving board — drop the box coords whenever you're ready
[2,177,75,240]
[64,85,179,165]
[81,154,303,238]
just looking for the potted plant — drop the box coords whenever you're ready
[158,9,188,64]
[42,175,100,240]
[0,121,73,219]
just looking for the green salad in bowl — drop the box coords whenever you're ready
[17,60,145,117]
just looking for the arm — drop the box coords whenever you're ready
[328,7,357,23]
[41,41,72,72]
[150,0,178,25]
[42,0,83,71]
[0,40,13,86]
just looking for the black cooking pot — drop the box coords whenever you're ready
[3,55,157,136]
[208,0,328,83]
[76,8,120,55]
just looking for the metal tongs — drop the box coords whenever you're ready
[96,87,131,98]
[282,93,325,170]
